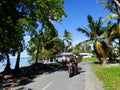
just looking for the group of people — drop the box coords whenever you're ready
[62,54,78,74]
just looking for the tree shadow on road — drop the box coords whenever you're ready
[0,63,62,90]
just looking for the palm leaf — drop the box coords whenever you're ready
[87,15,93,24]
[77,27,90,37]
[101,1,116,13]
[106,14,119,20]
[100,23,114,38]
[78,39,92,46]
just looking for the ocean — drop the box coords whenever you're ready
[0,57,32,72]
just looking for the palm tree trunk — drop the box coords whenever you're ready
[94,41,107,64]
[4,52,11,72]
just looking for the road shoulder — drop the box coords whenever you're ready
[84,61,104,90]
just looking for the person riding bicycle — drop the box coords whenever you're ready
[68,54,78,74]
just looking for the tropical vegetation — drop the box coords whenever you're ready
[77,15,112,64]
[76,0,120,64]
[63,29,73,52]
[0,0,66,72]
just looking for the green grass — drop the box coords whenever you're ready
[92,64,120,90]
[82,56,97,62]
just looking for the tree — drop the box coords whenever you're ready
[0,0,66,72]
[27,30,64,62]
[101,0,120,55]
[77,15,110,64]
[72,44,82,53]
[63,30,72,52]
[29,0,66,63]
[0,0,27,72]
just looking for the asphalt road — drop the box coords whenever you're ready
[12,62,104,90]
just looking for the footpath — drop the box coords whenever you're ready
[84,61,104,90]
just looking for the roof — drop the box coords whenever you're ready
[55,52,73,57]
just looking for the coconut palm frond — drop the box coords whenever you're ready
[77,27,90,37]
[96,17,102,29]
[100,32,107,39]
[78,39,92,46]
[99,23,115,41]
[101,1,116,13]
[87,15,93,24]
[101,23,114,35]
[63,30,72,38]
[88,15,95,31]
[106,14,119,20]
[45,37,62,48]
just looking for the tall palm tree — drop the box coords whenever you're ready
[101,0,120,55]
[77,15,109,64]
[63,29,72,52]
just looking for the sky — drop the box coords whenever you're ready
[53,0,109,45]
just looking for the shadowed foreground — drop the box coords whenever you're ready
[0,63,60,90]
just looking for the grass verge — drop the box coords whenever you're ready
[82,56,97,62]
[92,64,120,90]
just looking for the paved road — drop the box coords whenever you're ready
[12,62,104,90]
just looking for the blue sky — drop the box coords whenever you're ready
[53,0,109,45]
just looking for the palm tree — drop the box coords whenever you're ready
[27,29,64,62]
[63,29,72,52]
[77,15,109,64]
[72,44,83,53]
[101,0,120,56]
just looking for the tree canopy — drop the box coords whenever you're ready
[0,0,66,71]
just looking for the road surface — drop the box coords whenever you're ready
[12,62,104,90]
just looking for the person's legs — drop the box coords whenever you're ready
[75,63,78,73]
[73,64,77,74]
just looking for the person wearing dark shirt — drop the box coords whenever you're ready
[68,54,78,74]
